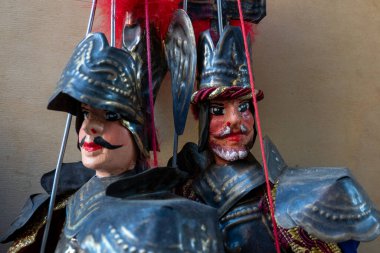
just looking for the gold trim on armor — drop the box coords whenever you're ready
[8,196,69,253]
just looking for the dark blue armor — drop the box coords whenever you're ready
[173,137,380,253]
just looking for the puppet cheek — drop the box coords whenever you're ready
[209,118,225,136]
[242,110,254,122]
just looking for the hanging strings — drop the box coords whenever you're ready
[236,1,281,252]
[145,0,158,167]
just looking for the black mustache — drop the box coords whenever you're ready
[79,136,123,150]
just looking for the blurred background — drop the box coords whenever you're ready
[0,0,379,252]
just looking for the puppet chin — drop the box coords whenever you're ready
[211,145,248,162]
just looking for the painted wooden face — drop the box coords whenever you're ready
[208,98,254,165]
[78,104,137,177]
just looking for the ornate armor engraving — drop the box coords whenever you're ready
[56,167,225,253]
[265,137,380,242]
[175,137,380,252]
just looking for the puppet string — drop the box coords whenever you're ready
[236,1,281,252]
[145,0,158,167]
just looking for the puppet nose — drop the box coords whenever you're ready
[82,117,104,135]
[227,109,242,128]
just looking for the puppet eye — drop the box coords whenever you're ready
[238,102,250,113]
[210,105,225,116]
[105,111,121,121]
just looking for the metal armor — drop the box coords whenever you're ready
[174,138,380,252]
[264,136,380,243]
[55,166,225,253]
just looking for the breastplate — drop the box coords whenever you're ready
[56,172,225,253]
[193,154,265,217]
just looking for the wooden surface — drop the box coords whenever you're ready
[0,0,379,252]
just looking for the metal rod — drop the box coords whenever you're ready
[39,1,98,252]
[174,0,187,168]
[216,0,224,35]
[86,0,98,35]
[183,0,188,12]
[40,115,72,253]
[111,0,116,47]
[172,132,178,168]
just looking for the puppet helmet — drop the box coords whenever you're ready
[48,32,150,157]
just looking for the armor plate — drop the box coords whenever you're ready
[56,168,225,253]
[264,136,380,242]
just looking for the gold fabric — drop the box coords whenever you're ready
[8,196,69,253]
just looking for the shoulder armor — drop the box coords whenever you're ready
[265,136,380,242]
[276,167,380,242]
[63,194,224,252]
[264,136,287,181]
[41,162,94,195]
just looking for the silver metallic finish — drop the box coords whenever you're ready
[194,26,250,93]
[264,137,380,242]
[40,2,98,252]
[55,173,225,253]
[174,143,279,252]
[183,0,188,12]
[111,0,116,47]
[122,23,168,154]
[40,115,71,253]
[165,9,196,136]
[216,0,223,35]
[193,154,265,218]
[165,9,196,167]
[275,167,380,242]
[48,33,149,157]
[263,136,287,182]
[86,0,97,35]
[122,23,141,52]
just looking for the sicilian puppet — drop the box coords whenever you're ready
[172,3,380,253]
[0,1,225,253]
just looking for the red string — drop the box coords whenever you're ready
[145,0,158,167]
[236,1,281,252]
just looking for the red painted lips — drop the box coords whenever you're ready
[83,142,102,152]
[225,133,242,142]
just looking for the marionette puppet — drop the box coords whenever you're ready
[0,1,225,252]
[172,1,380,253]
